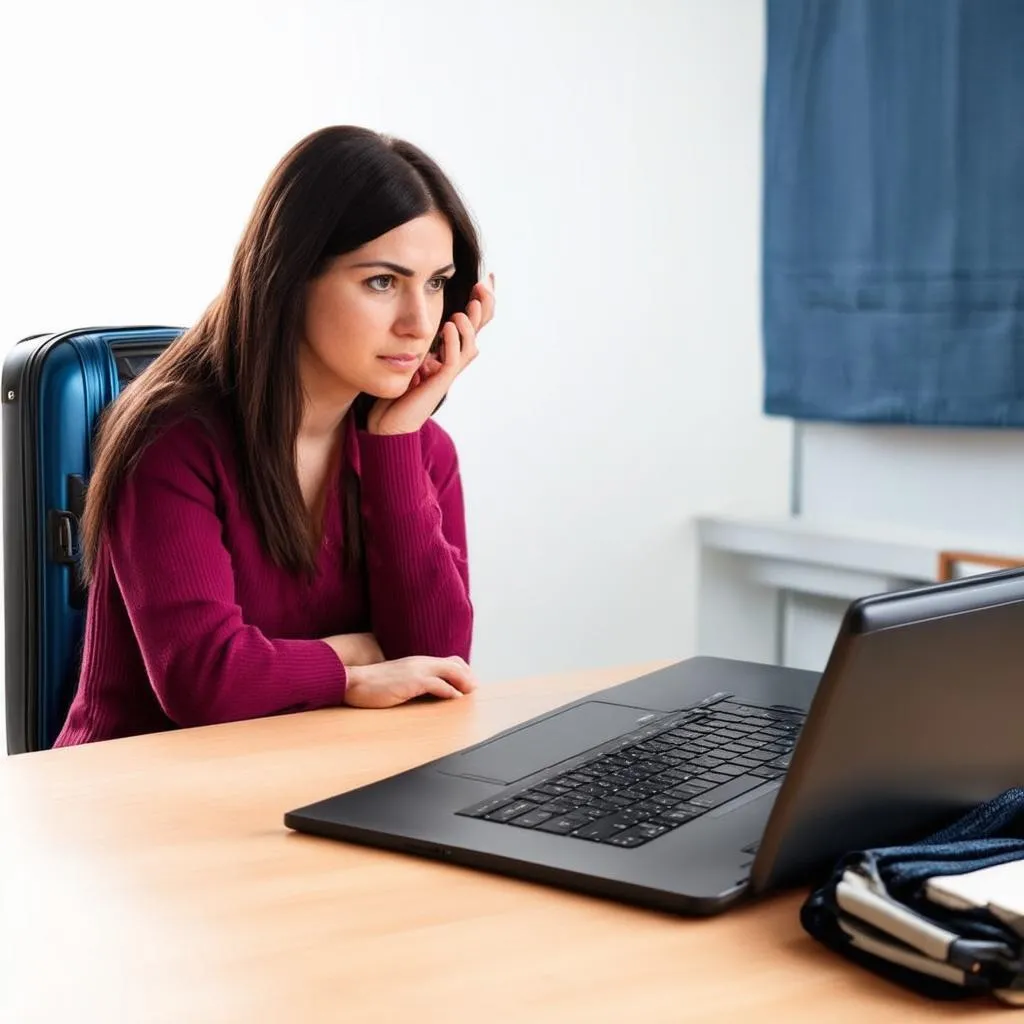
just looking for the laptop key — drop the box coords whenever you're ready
[608,834,649,848]
[562,793,596,809]
[575,783,611,798]
[699,771,733,785]
[598,756,630,769]
[531,783,573,798]
[688,738,718,750]
[517,789,553,803]
[573,816,629,841]
[539,798,575,815]
[717,743,754,757]
[537,812,593,834]
[680,777,716,792]
[633,799,671,816]
[633,784,663,801]
[660,804,705,823]
[509,809,554,828]
[664,728,702,742]
[617,787,653,802]
[690,754,727,769]
[665,781,709,800]
[576,805,613,820]
[737,749,776,763]
[635,821,671,839]
[650,793,679,807]
[610,810,648,828]
[604,774,636,788]
[713,701,754,715]
[732,756,766,769]
[665,782,702,800]
[584,797,622,815]
[689,775,768,809]
[606,828,653,848]
[485,800,541,822]
[458,795,518,818]
[634,740,672,754]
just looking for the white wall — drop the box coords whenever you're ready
[780,422,1024,670]
[0,0,790,745]
[798,423,1024,536]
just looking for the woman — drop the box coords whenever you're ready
[54,125,494,746]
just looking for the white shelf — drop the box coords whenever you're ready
[693,513,1024,669]
[699,513,1024,588]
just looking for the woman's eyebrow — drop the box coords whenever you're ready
[350,261,455,277]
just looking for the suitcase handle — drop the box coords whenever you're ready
[48,474,88,610]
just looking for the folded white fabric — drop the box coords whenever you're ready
[801,787,1024,1004]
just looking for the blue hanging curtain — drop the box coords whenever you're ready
[762,0,1024,425]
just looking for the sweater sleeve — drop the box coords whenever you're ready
[106,419,346,727]
[356,420,473,661]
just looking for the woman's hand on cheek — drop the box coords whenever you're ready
[366,273,495,436]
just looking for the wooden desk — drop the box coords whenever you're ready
[1,665,1007,1022]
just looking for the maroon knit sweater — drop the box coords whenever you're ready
[54,408,471,746]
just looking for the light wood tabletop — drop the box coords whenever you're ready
[1,663,1009,1023]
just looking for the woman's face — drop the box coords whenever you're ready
[300,211,455,405]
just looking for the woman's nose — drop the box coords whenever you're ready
[395,293,433,339]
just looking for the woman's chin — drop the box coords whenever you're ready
[365,375,415,400]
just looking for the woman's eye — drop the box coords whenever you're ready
[428,276,450,293]
[366,275,394,292]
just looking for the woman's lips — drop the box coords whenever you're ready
[378,354,419,369]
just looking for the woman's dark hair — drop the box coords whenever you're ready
[80,125,482,585]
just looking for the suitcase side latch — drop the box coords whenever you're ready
[50,510,78,563]
[48,474,88,609]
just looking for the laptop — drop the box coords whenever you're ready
[285,567,1024,915]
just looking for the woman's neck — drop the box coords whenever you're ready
[298,401,353,443]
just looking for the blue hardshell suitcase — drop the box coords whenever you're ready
[2,326,184,753]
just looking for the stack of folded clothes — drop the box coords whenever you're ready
[801,787,1024,1004]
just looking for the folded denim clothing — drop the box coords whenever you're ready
[801,787,1024,1003]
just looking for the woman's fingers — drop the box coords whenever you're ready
[450,312,479,365]
[475,274,496,328]
[418,677,465,700]
[345,656,478,707]
[412,275,492,394]
[441,320,461,369]
[433,655,477,693]
[420,354,443,379]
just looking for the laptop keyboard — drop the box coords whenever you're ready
[456,699,803,849]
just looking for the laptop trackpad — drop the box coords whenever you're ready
[443,701,657,785]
